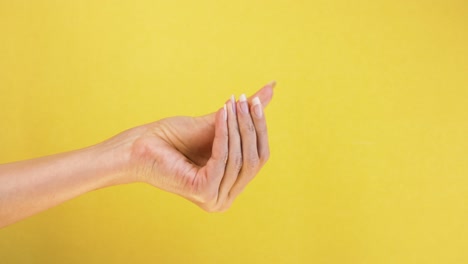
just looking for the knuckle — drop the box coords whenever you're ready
[247,122,256,133]
[260,150,270,164]
[246,155,260,169]
[203,204,222,213]
[255,124,267,134]
[252,156,261,165]
[219,196,234,213]
[234,154,243,171]
[195,190,217,204]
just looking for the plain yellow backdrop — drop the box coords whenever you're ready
[1,1,467,263]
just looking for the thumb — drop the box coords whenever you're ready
[247,80,276,107]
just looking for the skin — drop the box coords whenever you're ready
[0,82,275,228]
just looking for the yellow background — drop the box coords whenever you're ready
[1,1,467,263]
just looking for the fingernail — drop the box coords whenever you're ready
[231,94,236,114]
[267,80,277,88]
[239,94,248,113]
[223,104,227,121]
[252,96,263,118]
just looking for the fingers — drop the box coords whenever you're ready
[227,94,266,200]
[199,81,275,125]
[236,93,259,173]
[250,97,270,164]
[203,106,228,187]
[216,96,242,203]
[196,87,272,212]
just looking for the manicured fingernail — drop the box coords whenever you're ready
[239,93,248,113]
[252,96,262,118]
[223,104,227,120]
[268,80,277,88]
[231,94,236,114]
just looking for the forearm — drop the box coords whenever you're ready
[0,83,275,226]
[0,142,130,228]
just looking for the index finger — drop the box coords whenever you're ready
[202,105,228,186]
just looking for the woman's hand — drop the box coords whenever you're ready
[122,82,275,212]
[0,82,275,227]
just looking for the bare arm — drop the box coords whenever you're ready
[0,143,131,227]
[0,82,275,228]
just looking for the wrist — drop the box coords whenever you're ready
[89,137,134,187]
[92,125,152,186]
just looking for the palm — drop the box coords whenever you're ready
[133,114,218,200]
[157,115,216,167]
[130,84,274,204]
